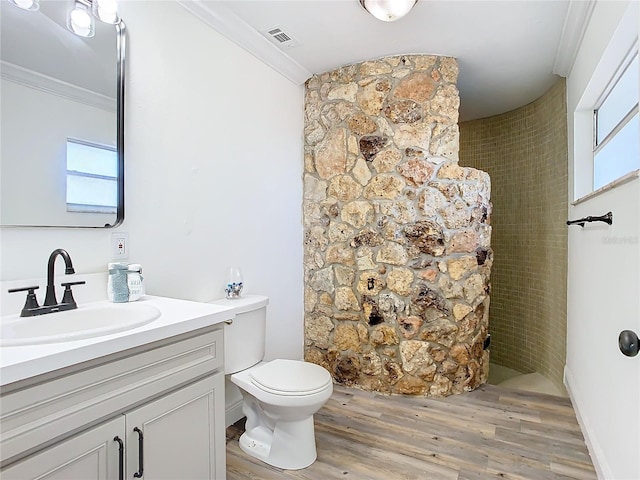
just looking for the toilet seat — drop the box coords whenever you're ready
[249,359,332,396]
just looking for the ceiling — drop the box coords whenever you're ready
[179,0,593,121]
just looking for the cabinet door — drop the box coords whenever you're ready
[125,374,225,480]
[1,417,124,480]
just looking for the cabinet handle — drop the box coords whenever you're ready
[113,436,124,480]
[133,427,144,478]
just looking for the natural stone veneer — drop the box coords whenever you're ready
[303,54,492,396]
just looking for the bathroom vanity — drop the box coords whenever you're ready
[0,295,233,480]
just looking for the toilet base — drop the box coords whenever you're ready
[239,416,318,470]
[238,430,270,463]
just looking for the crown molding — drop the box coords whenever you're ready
[177,0,312,85]
[553,0,597,77]
[1,61,116,113]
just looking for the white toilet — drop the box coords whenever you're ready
[210,295,333,470]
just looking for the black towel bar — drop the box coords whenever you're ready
[567,211,613,227]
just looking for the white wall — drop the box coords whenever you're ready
[0,0,305,361]
[566,1,640,478]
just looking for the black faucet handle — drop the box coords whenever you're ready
[60,281,85,307]
[8,286,40,315]
[8,285,40,294]
[60,281,86,287]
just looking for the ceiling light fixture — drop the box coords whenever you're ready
[359,0,418,22]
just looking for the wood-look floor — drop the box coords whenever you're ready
[226,384,597,480]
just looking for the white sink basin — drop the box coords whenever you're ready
[0,302,161,347]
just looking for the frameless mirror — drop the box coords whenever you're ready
[0,0,125,227]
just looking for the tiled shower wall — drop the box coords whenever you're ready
[459,79,568,390]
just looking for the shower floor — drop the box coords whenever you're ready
[488,363,567,397]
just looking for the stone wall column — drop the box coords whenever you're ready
[303,55,492,396]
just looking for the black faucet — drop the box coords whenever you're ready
[44,249,75,306]
[8,248,85,317]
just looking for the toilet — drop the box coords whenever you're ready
[210,295,333,470]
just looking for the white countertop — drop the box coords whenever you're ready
[0,295,234,387]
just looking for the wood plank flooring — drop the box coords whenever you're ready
[226,384,597,480]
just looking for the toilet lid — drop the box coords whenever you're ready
[249,359,332,396]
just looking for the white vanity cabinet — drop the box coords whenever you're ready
[0,326,226,480]
[1,416,124,480]
[124,374,223,480]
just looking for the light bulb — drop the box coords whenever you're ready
[71,8,91,28]
[92,0,119,24]
[9,0,39,11]
[67,2,95,37]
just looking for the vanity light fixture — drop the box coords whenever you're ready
[359,0,418,22]
[7,0,119,33]
[67,0,119,37]
[67,0,95,38]
[92,0,119,24]
[7,0,39,11]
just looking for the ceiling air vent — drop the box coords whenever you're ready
[262,25,299,49]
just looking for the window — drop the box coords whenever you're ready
[593,53,639,190]
[66,139,118,214]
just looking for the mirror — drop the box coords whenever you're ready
[0,0,124,228]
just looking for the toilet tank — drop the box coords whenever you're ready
[209,295,269,374]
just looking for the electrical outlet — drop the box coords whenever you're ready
[111,232,129,259]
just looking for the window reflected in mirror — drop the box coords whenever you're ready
[66,139,118,214]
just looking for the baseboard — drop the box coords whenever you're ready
[564,365,612,480]
[225,398,244,428]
